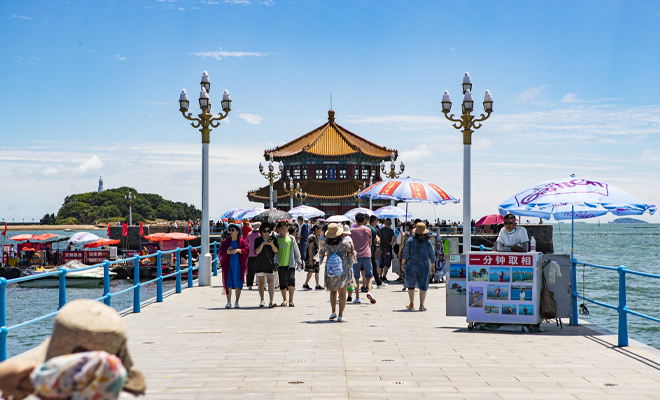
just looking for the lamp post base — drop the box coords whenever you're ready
[199,253,212,286]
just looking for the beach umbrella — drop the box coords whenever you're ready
[358,177,460,205]
[32,233,59,241]
[220,208,248,220]
[40,234,72,243]
[144,232,196,242]
[9,234,34,241]
[235,208,266,220]
[475,214,504,226]
[69,232,102,243]
[326,215,351,223]
[343,207,375,220]
[373,206,414,219]
[84,238,121,248]
[289,205,325,219]
[251,210,293,225]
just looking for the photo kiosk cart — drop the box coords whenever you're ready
[447,252,543,329]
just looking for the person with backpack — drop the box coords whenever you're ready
[318,223,354,322]
[401,222,437,311]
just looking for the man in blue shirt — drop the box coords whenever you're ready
[296,216,310,269]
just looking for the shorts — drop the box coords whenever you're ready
[278,268,296,289]
[255,272,275,277]
[379,250,393,269]
[353,257,373,279]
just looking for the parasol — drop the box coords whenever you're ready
[251,210,293,225]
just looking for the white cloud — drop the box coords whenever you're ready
[562,93,578,103]
[189,47,270,60]
[515,85,548,103]
[225,0,251,4]
[238,113,263,124]
[400,144,433,160]
[9,15,33,20]
[178,7,185,10]
[640,149,660,163]
[76,155,104,174]
[116,55,127,61]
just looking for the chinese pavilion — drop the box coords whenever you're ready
[247,110,397,215]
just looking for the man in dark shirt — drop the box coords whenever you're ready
[378,219,396,282]
[367,215,382,287]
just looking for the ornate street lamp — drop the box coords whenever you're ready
[353,182,368,207]
[124,191,135,225]
[442,72,493,253]
[283,178,305,209]
[178,71,232,286]
[259,153,283,210]
[380,152,405,218]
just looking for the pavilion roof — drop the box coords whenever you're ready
[248,178,379,202]
[265,110,397,160]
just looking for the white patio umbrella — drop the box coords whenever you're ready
[288,205,325,219]
[326,215,351,223]
[220,208,248,220]
[69,232,101,243]
[343,207,375,220]
[374,206,414,219]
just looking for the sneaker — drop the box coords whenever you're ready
[353,298,361,304]
[289,303,295,307]
[382,277,389,283]
[347,296,352,302]
[360,286,367,293]
[302,283,311,290]
[367,293,376,304]
[234,302,240,308]
[281,301,288,307]
[225,301,231,309]
[329,312,337,319]
[337,316,345,322]
[315,285,324,290]
[269,301,274,308]
[260,300,265,307]
[376,283,383,288]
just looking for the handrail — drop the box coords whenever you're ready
[0,241,222,361]
[571,258,660,347]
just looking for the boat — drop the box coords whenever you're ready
[18,261,116,288]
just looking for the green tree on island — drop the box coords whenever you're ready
[41,187,201,225]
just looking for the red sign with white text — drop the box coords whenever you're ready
[85,250,109,265]
[468,254,534,267]
[62,251,85,264]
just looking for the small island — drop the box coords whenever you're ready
[610,217,649,224]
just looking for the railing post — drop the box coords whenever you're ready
[103,261,111,306]
[617,266,629,347]
[133,255,141,313]
[570,258,578,326]
[213,241,218,276]
[176,247,182,294]
[0,277,7,361]
[479,245,484,252]
[187,246,193,288]
[156,251,163,302]
[58,267,67,309]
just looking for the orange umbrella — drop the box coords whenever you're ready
[33,233,59,241]
[9,234,34,241]
[144,232,196,242]
[84,238,121,248]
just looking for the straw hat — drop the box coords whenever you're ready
[414,222,428,235]
[17,299,145,395]
[325,223,344,239]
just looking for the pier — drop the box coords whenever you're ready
[123,275,660,399]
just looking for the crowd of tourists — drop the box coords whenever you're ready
[217,213,438,322]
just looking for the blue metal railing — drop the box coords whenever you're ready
[0,242,221,361]
[570,258,660,347]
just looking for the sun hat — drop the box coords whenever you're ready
[325,223,344,239]
[342,225,351,235]
[17,299,146,395]
[251,222,261,231]
[414,222,428,235]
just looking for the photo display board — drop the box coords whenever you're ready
[466,252,540,324]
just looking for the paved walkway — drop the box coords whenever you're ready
[124,274,660,399]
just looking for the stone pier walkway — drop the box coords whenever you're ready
[124,274,660,399]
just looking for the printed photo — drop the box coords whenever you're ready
[448,281,467,296]
[484,304,500,314]
[487,285,509,301]
[512,267,534,283]
[449,265,467,279]
[468,266,488,282]
[502,304,517,315]
[519,304,534,316]
[489,267,511,283]
[469,286,484,308]
[511,285,533,301]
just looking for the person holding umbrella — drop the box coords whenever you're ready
[220,224,249,308]
[401,222,436,311]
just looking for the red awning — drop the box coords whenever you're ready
[84,238,121,248]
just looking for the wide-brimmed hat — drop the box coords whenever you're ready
[342,225,351,235]
[325,223,344,239]
[17,299,145,395]
[414,222,428,235]
[251,222,261,231]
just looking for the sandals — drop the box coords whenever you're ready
[419,306,427,312]
[405,304,415,310]
[289,303,295,307]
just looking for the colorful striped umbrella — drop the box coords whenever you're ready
[235,208,266,220]
[357,177,460,205]
[220,208,248,220]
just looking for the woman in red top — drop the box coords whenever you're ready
[220,224,249,308]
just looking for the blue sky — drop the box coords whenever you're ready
[1,0,659,222]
